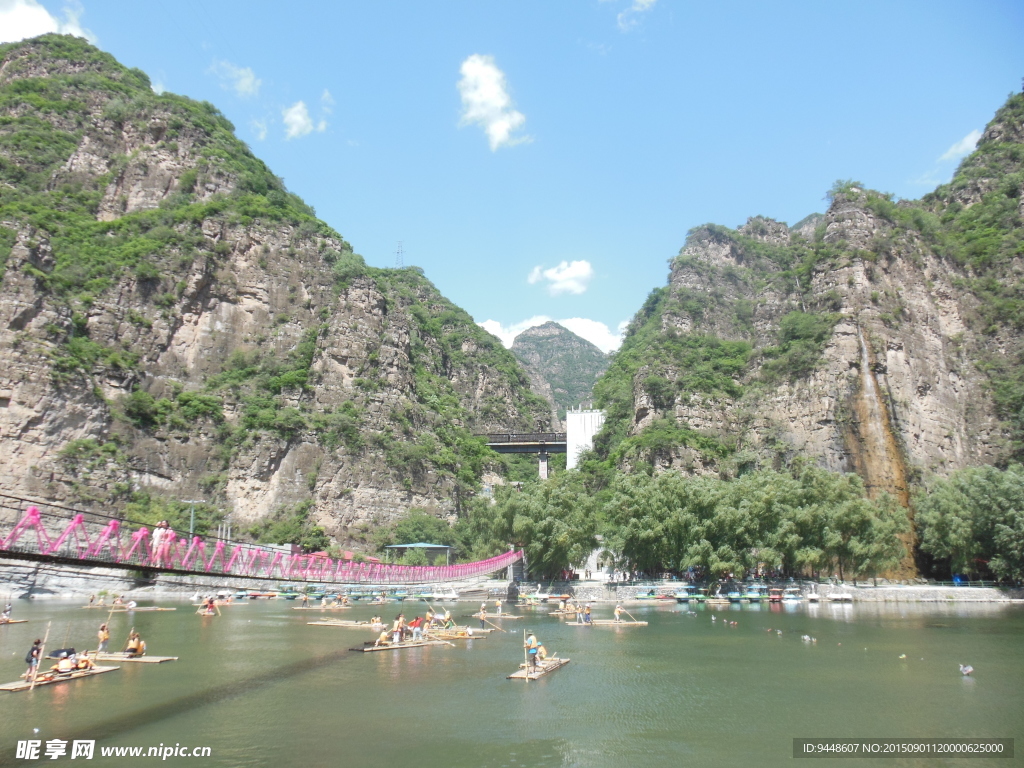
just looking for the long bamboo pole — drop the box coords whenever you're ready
[478,615,507,633]
[30,622,51,691]
[523,628,529,683]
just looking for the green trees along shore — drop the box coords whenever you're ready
[375,461,1023,583]
[404,463,906,581]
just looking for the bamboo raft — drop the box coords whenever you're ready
[571,620,648,627]
[292,605,351,610]
[89,653,177,663]
[426,630,488,640]
[82,606,176,611]
[549,610,579,616]
[507,657,570,680]
[0,666,119,692]
[350,640,450,653]
[467,613,523,619]
[0,619,28,625]
[307,621,385,629]
[190,601,245,607]
[441,625,495,633]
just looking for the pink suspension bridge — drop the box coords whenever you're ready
[0,495,522,585]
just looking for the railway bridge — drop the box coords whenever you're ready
[481,432,566,478]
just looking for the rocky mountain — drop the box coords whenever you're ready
[590,89,1024,536]
[0,35,549,545]
[511,321,609,428]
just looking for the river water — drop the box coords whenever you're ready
[0,598,1020,767]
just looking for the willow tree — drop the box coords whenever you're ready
[915,464,1024,580]
[489,472,599,578]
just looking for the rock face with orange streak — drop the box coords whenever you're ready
[592,93,1024,575]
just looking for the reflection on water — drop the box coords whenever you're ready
[0,598,1021,767]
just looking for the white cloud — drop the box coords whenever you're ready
[210,59,261,98]
[617,0,656,32]
[321,89,334,114]
[479,315,552,348]
[283,101,313,139]
[282,99,328,139]
[0,0,96,44]
[478,316,625,353]
[527,260,595,296]
[558,317,627,353]
[151,80,165,95]
[939,129,982,162]
[251,119,267,141]
[458,54,529,151]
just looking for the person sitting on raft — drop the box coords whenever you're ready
[374,630,391,648]
[51,652,76,675]
[125,631,146,657]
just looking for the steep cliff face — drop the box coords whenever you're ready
[511,321,609,429]
[593,93,1024,515]
[0,36,548,543]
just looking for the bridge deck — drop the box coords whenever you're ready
[0,493,522,585]
[481,433,567,454]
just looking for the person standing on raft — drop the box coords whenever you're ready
[614,604,624,623]
[97,623,110,653]
[24,639,42,679]
[524,631,540,671]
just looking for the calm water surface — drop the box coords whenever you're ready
[0,597,1020,767]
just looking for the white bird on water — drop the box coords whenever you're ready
[959,664,974,676]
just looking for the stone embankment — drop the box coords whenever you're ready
[0,560,287,600]
[540,581,1024,603]
[0,558,505,600]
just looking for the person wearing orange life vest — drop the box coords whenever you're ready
[524,631,540,671]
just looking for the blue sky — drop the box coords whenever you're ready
[2,0,1023,352]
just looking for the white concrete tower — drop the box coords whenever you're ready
[566,408,606,470]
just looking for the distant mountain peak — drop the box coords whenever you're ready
[512,322,609,427]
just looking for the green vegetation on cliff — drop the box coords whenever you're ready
[0,35,550,531]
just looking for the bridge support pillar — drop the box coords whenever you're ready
[538,452,549,480]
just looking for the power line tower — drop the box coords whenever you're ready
[395,241,404,269]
